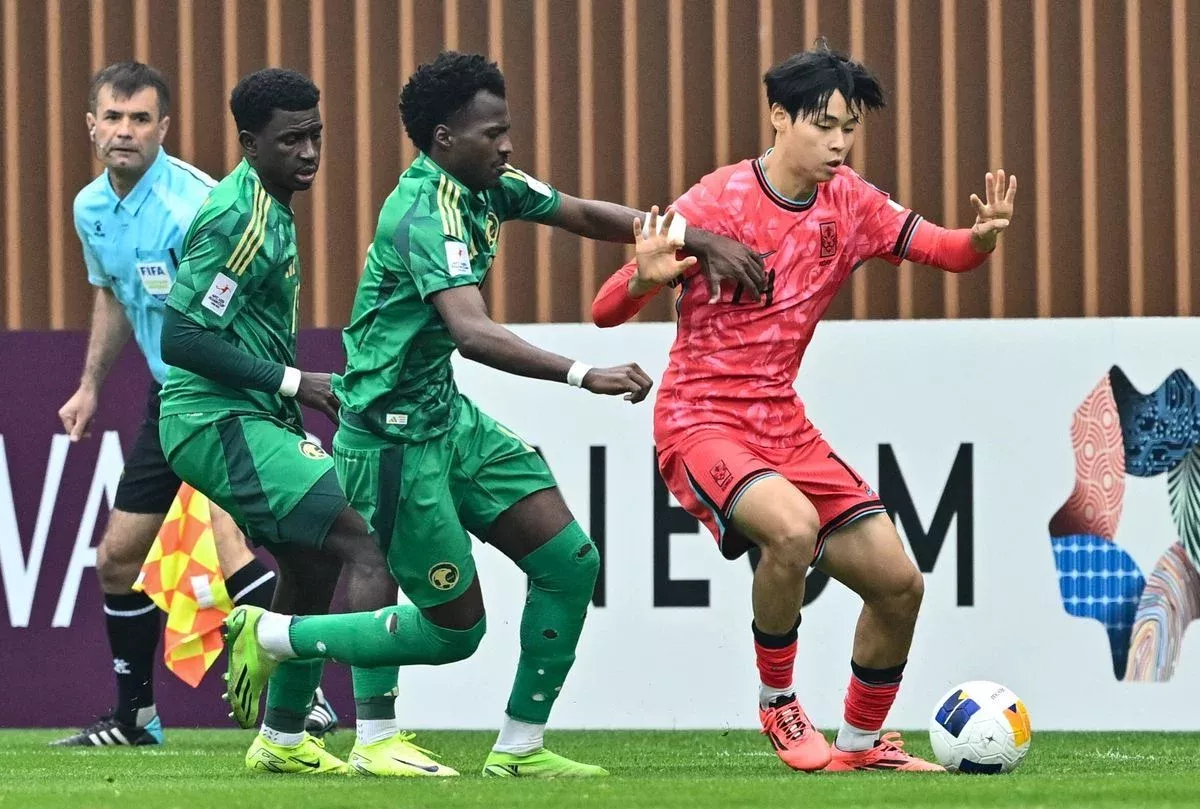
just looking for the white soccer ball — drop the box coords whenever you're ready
[928,680,1032,774]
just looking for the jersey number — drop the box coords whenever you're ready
[827,451,864,486]
[731,269,775,306]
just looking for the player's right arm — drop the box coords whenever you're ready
[58,213,134,441]
[160,204,338,421]
[432,286,653,402]
[400,201,652,402]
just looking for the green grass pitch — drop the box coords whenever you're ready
[2,729,1198,809]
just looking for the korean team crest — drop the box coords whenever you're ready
[710,460,734,490]
[819,222,838,258]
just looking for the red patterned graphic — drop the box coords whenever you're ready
[1049,376,1126,539]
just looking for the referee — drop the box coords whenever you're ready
[52,62,337,747]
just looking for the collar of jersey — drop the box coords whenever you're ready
[754,148,818,212]
[237,159,295,219]
[107,147,169,216]
[412,152,485,205]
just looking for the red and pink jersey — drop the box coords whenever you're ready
[594,159,925,451]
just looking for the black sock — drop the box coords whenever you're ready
[226,558,277,609]
[103,592,160,726]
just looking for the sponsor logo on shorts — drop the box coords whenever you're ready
[710,460,734,490]
[298,440,328,460]
[428,562,460,591]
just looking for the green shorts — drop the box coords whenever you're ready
[159,411,348,550]
[333,396,558,608]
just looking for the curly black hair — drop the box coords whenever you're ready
[399,51,506,153]
[764,38,885,122]
[230,68,320,135]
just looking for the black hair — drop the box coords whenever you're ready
[229,68,320,134]
[763,38,885,121]
[89,61,170,118]
[399,51,506,153]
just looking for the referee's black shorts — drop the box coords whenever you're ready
[112,384,183,515]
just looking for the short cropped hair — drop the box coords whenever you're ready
[230,68,320,134]
[89,61,170,118]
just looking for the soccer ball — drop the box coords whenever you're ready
[928,680,1032,774]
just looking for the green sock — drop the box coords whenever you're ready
[353,666,399,714]
[288,605,485,668]
[263,659,324,733]
[505,522,600,724]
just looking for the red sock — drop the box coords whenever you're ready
[752,622,797,689]
[842,660,906,731]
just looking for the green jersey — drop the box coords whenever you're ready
[160,159,303,426]
[334,153,561,442]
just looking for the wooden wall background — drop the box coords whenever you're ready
[1,0,1196,329]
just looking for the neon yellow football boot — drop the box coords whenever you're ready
[244,732,351,775]
[221,605,279,729]
[348,731,459,777]
[482,748,609,778]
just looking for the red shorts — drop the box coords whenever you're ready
[657,425,886,562]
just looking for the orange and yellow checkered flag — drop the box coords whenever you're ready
[133,484,234,687]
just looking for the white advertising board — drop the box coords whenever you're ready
[378,318,1200,731]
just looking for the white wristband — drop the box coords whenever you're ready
[641,210,688,247]
[667,211,688,246]
[566,361,592,388]
[278,366,302,397]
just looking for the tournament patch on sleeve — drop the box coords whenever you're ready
[202,272,239,316]
[444,240,472,277]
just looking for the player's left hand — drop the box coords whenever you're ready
[633,207,698,287]
[969,170,1017,252]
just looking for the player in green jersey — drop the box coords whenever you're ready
[221,51,768,779]
[157,68,447,777]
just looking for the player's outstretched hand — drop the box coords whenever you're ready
[633,206,698,286]
[969,169,1017,252]
[58,386,98,442]
[296,371,341,425]
[582,363,654,404]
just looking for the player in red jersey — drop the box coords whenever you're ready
[593,41,1016,773]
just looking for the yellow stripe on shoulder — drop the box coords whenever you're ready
[225,184,263,272]
[436,175,465,240]
[226,185,269,276]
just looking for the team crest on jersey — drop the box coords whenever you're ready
[429,562,460,591]
[819,222,838,258]
[485,212,501,249]
[298,440,328,460]
[710,460,734,490]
